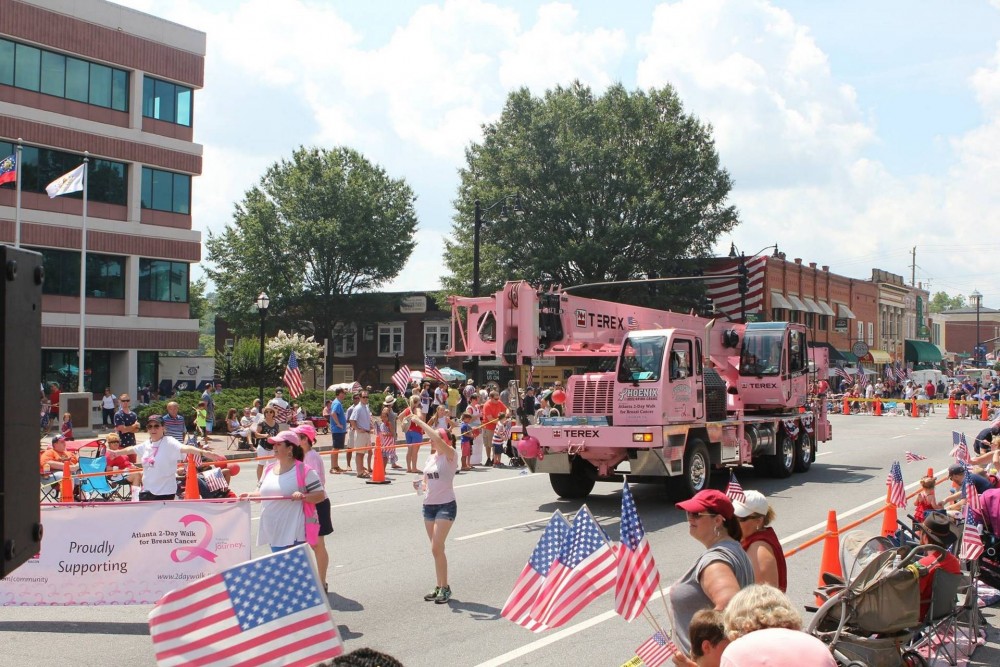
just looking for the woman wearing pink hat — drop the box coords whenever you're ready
[294,423,333,592]
[669,490,754,656]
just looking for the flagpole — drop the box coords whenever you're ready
[322,337,329,406]
[78,154,89,393]
[14,139,22,248]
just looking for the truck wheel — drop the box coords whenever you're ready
[793,432,814,473]
[767,432,795,478]
[549,459,596,499]
[668,439,711,501]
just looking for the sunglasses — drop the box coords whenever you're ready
[147,423,163,428]
[737,515,762,522]
[686,512,717,520]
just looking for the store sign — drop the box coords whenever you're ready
[834,318,848,332]
[400,295,427,313]
[530,357,556,367]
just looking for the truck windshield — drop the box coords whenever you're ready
[741,329,784,377]
[618,336,666,383]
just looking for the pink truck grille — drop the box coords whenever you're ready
[569,377,615,415]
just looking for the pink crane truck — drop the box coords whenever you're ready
[448,281,832,500]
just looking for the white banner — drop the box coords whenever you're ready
[0,501,251,606]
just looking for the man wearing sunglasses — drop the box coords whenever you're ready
[113,394,140,449]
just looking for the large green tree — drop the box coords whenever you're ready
[442,82,738,303]
[205,146,418,337]
[929,291,966,313]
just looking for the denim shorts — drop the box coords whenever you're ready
[405,430,423,445]
[422,500,457,522]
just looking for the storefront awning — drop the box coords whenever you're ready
[905,339,943,363]
[799,297,824,314]
[838,350,859,364]
[866,349,892,364]
[935,345,948,359]
[770,291,793,310]
[785,294,808,312]
[809,342,846,364]
[836,303,858,319]
[816,301,837,317]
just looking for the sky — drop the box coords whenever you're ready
[117,0,1000,306]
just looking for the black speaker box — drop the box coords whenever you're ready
[0,245,44,578]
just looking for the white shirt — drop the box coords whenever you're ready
[101,394,117,409]
[257,464,322,548]
[133,436,184,496]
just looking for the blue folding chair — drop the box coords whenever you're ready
[78,456,117,501]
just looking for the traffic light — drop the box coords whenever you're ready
[737,261,749,295]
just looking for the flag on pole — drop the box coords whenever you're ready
[951,432,970,463]
[424,356,446,383]
[500,511,572,631]
[391,365,412,393]
[905,451,928,463]
[960,499,985,561]
[350,381,362,393]
[857,369,869,388]
[964,474,983,514]
[45,163,85,198]
[148,544,342,666]
[530,505,617,629]
[834,366,852,384]
[615,480,660,621]
[0,153,15,186]
[886,460,906,508]
[283,350,305,398]
[635,631,680,667]
[725,471,746,503]
[885,365,894,381]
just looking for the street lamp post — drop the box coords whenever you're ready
[728,242,781,322]
[972,289,982,366]
[255,292,270,406]
[224,342,233,388]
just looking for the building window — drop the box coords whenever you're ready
[788,310,799,324]
[857,320,864,342]
[771,307,786,322]
[34,247,79,296]
[142,76,193,127]
[0,141,127,206]
[378,324,404,356]
[86,253,125,298]
[424,322,450,355]
[138,351,159,397]
[42,349,110,396]
[867,322,874,345]
[333,324,357,357]
[139,259,189,302]
[818,315,828,331]
[804,312,814,328]
[141,167,191,214]
[0,37,128,111]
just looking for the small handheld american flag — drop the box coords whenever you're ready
[904,451,927,463]
[635,631,679,667]
[725,471,746,503]
[391,365,412,393]
[283,351,305,398]
[886,460,906,508]
[424,356,446,383]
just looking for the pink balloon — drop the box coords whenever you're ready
[551,389,567,405]
[228,464,240,476]
[517,436,540,459]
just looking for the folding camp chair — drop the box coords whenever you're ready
[78,456,118,501]
[40,473,60,502]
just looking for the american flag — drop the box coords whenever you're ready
[148,545,342,666]
[615,480,660,621]
[424,356,446,383]
[377,424,395,451]
[627,316,639,331]
[857,369,869,388]
[530,505,617,628]
[500,511,571,631]
[635,631,679,667]
[201,466,228,493]
[834,366,853,383]
[886,460,906,508]
[725,471,746,503]
[951,432,970,464]
[885,365,894,380]
[961,496,985,561]
[283,351,305,398]
[895,363,909,382]
[391,365,412,393]
[350,381,362,393]
[525,365,534,391]
[905,451,928,463]
[964,474,983,514]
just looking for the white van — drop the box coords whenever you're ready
[909,369,944,387]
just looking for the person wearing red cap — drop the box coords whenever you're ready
[669,490,754,656]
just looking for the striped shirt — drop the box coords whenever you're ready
[162,413,187,441]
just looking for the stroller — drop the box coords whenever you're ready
[809,532,981,667]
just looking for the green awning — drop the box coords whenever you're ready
[905,339,943,363]
[838,350,858,364]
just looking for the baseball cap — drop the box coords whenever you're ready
[267,430,300,447]
[292,423,316,444]
[147,414,165,425]
[676,489,735,520]
[948,463,967,477]
[732,490,770,518]
[51,434,66,445]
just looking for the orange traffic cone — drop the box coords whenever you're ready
[843,397,850,415]
[981,400,990,421]
[184,454,200,499]
[880,488,898,537]
[926,467,935,480]
[61,460,74,503]
[874,398,882,416]
[911,399,919,418]
[367,438,391,485]
[816,510,842,605]
[947,396,957,419]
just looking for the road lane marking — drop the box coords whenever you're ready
[473,470,940,666]
[890,435,906,439]
[457,517,622,542]
[330,473,533,509]
[816,451,833,457]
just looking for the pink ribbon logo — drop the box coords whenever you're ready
[169,514,217,563]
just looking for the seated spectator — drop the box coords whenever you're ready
[942,464,995,509]
[722,584,801,641]
[104,433,135,486]
[39,434,80,498]
[720,628,835,666]
[225,408,241,435]
[897,513,961,621]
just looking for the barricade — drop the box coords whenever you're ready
[948,396,957,419]
[60,460,73,503]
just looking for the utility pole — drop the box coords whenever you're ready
[911,247,916,287]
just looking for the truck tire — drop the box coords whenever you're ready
[549,458,596,499]
[793,432,814,473]
[767,432,795,478]
[668,439,711,501]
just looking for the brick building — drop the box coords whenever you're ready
[1,0,204,400]
[935,306,1000,364]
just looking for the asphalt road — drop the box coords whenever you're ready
[5,411,999,666]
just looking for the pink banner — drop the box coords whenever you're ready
[0,501,251,605]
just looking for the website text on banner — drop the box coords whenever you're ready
[0,502,251,605]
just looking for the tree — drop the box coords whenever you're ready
[205,146,419,338]
[929,291,966,313]
[442,82,738,305]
